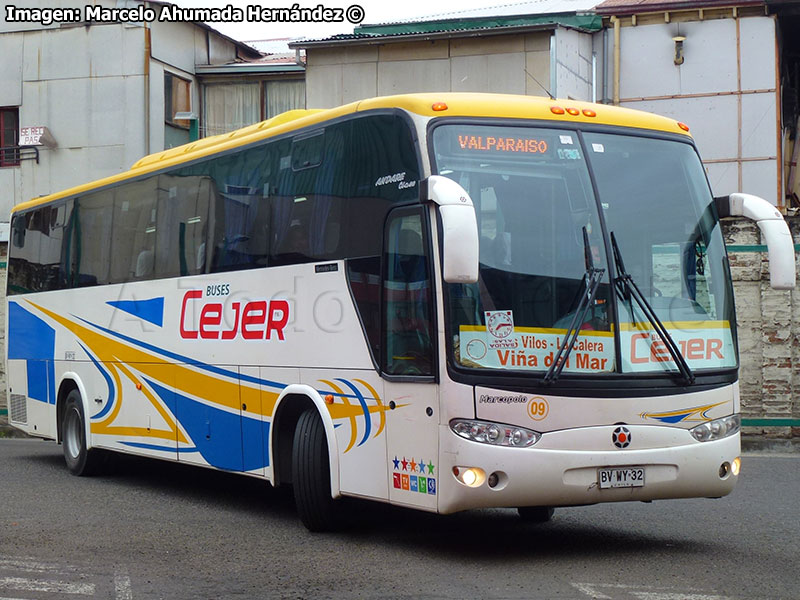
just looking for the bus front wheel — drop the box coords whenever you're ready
[292,408,337,532]
[62,390,104,476]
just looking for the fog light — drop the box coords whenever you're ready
[488,472,499,488]
[719,462,730,478]
[454,466,486,488]
[732,457,741,476]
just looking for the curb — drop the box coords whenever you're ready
[741,436,800,455]
[0,417,29,439]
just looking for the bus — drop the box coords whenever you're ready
[6,93,795,531]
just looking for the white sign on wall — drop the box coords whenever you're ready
[19,126,56,147]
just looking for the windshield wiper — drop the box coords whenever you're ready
[610,232,695,385]
[543,227,605,384]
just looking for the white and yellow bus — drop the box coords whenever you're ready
[6,93,795,531]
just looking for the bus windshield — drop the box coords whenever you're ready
[433,123,737,378]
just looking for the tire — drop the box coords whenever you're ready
[62,390,104,476]
[518,506,554,523]
[292,408,337,532]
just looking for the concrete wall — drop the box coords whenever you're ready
[2,23,147,219]
[305,31,558,109]
[0,1,245,219]
[20,24,148,199]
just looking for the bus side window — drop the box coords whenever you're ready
[154,174,212,278]
[11,214,25,248]
[75,193,113,287]
[383,209,434,377]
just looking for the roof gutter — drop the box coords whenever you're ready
[594,0,765,16]
[290,22,561,49]
[195,64,305,75]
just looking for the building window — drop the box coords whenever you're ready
[164,72,192,149]
[0,107,20,167]
[265,80,305,119]
[203,83,261,137]
[164,72,192,127]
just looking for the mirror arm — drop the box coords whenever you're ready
[716,193,796,290]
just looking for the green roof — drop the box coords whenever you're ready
[353,13,603,36]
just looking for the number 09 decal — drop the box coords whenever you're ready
[527,397,549,421]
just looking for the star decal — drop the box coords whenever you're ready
[427,461,435,475]
[392,456,400,470]
[401,456,408,471]
[409,458,418,472]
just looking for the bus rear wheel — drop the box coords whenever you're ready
[517,506,554,523]
[292,408,337,532]
[62,390,104,476]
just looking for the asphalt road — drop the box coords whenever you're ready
[0,438,797,600]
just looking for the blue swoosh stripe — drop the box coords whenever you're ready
[107,298,164,327]
[120,442,197,453]
[336,378,371,447]
[81,343,116,420]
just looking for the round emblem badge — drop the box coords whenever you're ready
[465,339,487,360]
[487,311,513,339]
[612,426,631,449]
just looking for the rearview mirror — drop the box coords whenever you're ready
[716,193,796,290]
[423,176,479,284]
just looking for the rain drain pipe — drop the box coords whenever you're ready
[144,18,151,155]
[612,15,620,105]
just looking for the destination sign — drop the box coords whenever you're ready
[456,134,549,155]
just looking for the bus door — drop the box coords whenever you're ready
[240,366,268,477]
[382,206,440,510]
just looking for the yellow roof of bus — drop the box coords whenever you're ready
[11,93,691,215]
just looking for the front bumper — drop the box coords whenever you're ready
[437,424,740,514]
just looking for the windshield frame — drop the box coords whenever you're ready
[428,116,738,395]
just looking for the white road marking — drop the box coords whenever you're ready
[633,594,730,600]
[0,557,75,574]
[114,572,133,600]
[0,555,135,598]
[0,576,95,595]
[572,582,613,599]
[572,582,733,600]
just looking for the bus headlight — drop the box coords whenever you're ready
[450,419,541,447]
[690,414,740,442]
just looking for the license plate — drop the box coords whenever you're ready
[599,467,645,489]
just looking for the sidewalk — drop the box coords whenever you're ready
[0,415,28,438]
